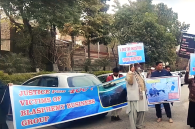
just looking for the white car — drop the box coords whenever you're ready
[22,73,102,88]
[171,72,184,86]
[21,73,105,128]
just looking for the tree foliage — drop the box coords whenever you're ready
[113,0,190,66]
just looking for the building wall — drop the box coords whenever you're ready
[1,20,11,51]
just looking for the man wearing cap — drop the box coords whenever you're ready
[126,63,148,129]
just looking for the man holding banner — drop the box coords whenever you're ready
[151,62,173,123]
[106,67,124,121]
[126,63,148,129]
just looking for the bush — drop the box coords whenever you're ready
[0,71,54,85]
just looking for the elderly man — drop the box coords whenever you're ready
[126,64,148,129]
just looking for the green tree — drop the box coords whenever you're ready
[0,0,83,71]
[0,53,31,75]
[80,0,112,59]
[113,0,190,66]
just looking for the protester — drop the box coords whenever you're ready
[146,67,155,78]
[106,67,123,121]
[165,65,174,106]
[185,66,195,129]
[151,62,173,123]
[0,83,13,129]
[165,66,171,72]
[126,63,148,129]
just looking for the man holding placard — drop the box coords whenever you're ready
[151,62,173,123]
[126,63,148,129]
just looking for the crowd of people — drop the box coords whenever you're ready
[107,62,195,129]
[0,62,195,129]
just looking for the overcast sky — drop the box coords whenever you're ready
[107,0,195,34]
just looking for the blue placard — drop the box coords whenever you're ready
[9,77,127,129]
[190,53,195,75]
[118,43,145,65]
[145,76,181,104]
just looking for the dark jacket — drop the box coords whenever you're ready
[185,72,195,102]
[0,85,10,123]
[151,69,172,77]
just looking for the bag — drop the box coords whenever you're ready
[189,80,195,101]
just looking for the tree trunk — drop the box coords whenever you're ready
[87,39,90,59]
[53,63,59,72]
[51,24,59,72]
[70,35,76,71]
[111,48,118,67]
[23,18,35,71]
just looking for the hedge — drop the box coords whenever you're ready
[0,71,54,85]
[0,71,112,85]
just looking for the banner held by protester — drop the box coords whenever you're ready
[118,43,145,65]
[9,77,127,129]
[190,53,195,75]
[145,76,181,105]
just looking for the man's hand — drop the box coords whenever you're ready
[186,67,189,72]
[7,83,13,86]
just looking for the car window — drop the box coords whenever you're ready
[98,75,108,83]
[40,77,58,87]
[23,77,41,86]
[67,75,102,87]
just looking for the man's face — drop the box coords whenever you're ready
[166,67,171,72]
[113,72,119,77]
[156,63,163,71]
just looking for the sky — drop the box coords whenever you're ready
[107,0,195,34]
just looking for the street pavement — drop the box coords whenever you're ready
[7,85,191,129]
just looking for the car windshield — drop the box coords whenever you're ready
[67,75,102,87]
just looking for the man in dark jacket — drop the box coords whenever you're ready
[151,62,173,123]
[0,83,13,129]
[106,67,123,121]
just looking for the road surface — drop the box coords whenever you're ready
[7,85,191,129]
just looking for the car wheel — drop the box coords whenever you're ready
[53,122,71,129]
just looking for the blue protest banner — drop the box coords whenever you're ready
[190,53,195,75]
[9,77,127,129]
[145,76,181,104]
[118,43,145,65]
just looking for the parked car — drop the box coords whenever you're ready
[18,73,106,128]
[171,72,184,86]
